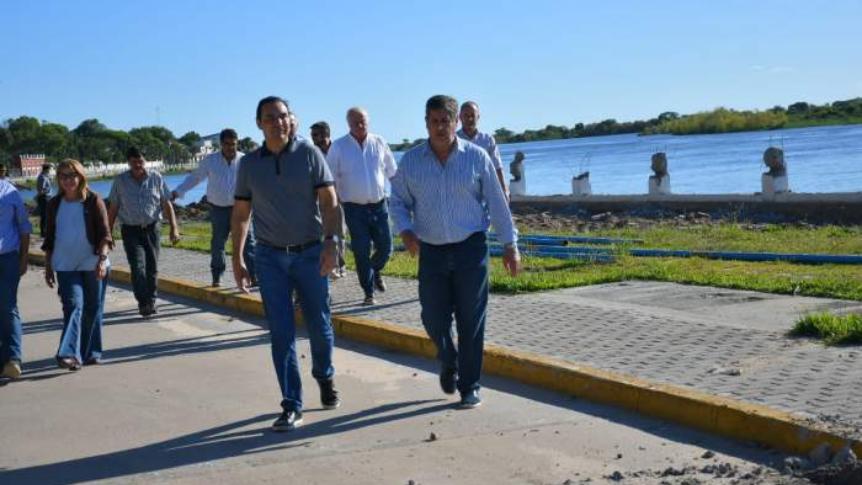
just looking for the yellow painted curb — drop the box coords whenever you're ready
[28,250,862,456]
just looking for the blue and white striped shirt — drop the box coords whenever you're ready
[173,150,245,207]
[0,179,32,254]
[390,138,517,246]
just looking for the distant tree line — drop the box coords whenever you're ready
[389,97,862,150]
[0,117,258,167]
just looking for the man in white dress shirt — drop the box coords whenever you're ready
[326,108,397,305]
[457,101,508,200]
[171,128,256,287]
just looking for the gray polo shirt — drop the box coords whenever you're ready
[235,138,334,247]
[108,170,170,226]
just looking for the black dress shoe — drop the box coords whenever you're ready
[458,389,482,409]
[439,366,457,395]
[373,271,386,292]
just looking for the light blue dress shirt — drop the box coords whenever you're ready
[390,138,517,246]
[456,129,503,171]
[0,179,32,254]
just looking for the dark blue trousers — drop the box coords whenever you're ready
[343,200,392,297]
[418,232,489,394]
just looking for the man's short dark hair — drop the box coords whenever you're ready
[126,146,143,160]
[426,95,459,120]
[41,163,52,171]
[220,128,238,142]
[310,121,330,135]
[256,96,289,121]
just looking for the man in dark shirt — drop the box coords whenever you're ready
[35,163,53,236]
[232,96,341,432]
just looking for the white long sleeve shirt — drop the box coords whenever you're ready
[326,133,397,204]
[173,151,245,207]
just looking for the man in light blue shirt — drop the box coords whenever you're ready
[457,101,508,200]
[171,128,256,287]
[0,177,32,379]
[390,95,520,409]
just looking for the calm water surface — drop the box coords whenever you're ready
[19,124,862,203]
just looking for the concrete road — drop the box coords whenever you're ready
[1,272,800,484]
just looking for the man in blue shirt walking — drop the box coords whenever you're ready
[390,95,520,409]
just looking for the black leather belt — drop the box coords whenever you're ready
[343,199,385,208]
[264,240,320,253]
[122,221,158,230]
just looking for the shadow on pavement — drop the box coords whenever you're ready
[1,399,447,484]
[17,328,267,377]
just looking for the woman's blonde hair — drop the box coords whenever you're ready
[56,159,89,200]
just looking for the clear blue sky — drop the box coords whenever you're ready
[2,0,860,143]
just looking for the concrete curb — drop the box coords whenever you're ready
[28,250,862,457]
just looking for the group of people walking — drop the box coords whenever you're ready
[0,94,521,434]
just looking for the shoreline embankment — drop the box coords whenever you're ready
[511,192,862,225]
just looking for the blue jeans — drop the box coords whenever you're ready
[0,251,23,364]
[210,204,256,281]
[343,200,392,296]
[256,243,335,412]
[56,269,109,363]
[418,232,489,395]
[121,223,160,307]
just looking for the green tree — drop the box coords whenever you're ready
[178,131,201,151]
[238,137,257,153]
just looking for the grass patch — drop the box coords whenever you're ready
[790,312,862,345]
[531,223,862,255]
[155,220,862,300]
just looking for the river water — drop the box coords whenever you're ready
[18,124,862,204]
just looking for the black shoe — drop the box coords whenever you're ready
[139,303,153,317]
[362,294,376,306]
[272,409,303,432]
[318,378,341,409]
[373,271,386,292]
[212,277,221,288]
[439,366,457,395]
[458,389,482,409]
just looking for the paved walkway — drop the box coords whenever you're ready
[108,242,862,439]
[3,271,793,484]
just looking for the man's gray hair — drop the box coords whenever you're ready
[346,107,368,120]
[426,95,458,120]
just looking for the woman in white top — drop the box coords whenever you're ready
[42,159,113,370]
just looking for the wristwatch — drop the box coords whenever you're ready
[324,235,339,243]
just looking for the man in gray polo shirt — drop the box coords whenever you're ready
[231,96,341,432]
[108,147,180,317]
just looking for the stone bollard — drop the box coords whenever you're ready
[761,147,789,195]
[572,171,591,196]
[509,151,526,196]
[648,152,671,195]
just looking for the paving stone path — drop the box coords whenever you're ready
[104,243,862,438]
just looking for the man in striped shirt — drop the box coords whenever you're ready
[457,101,509,201]
[171,129,256,287]
[390,95,520,409]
